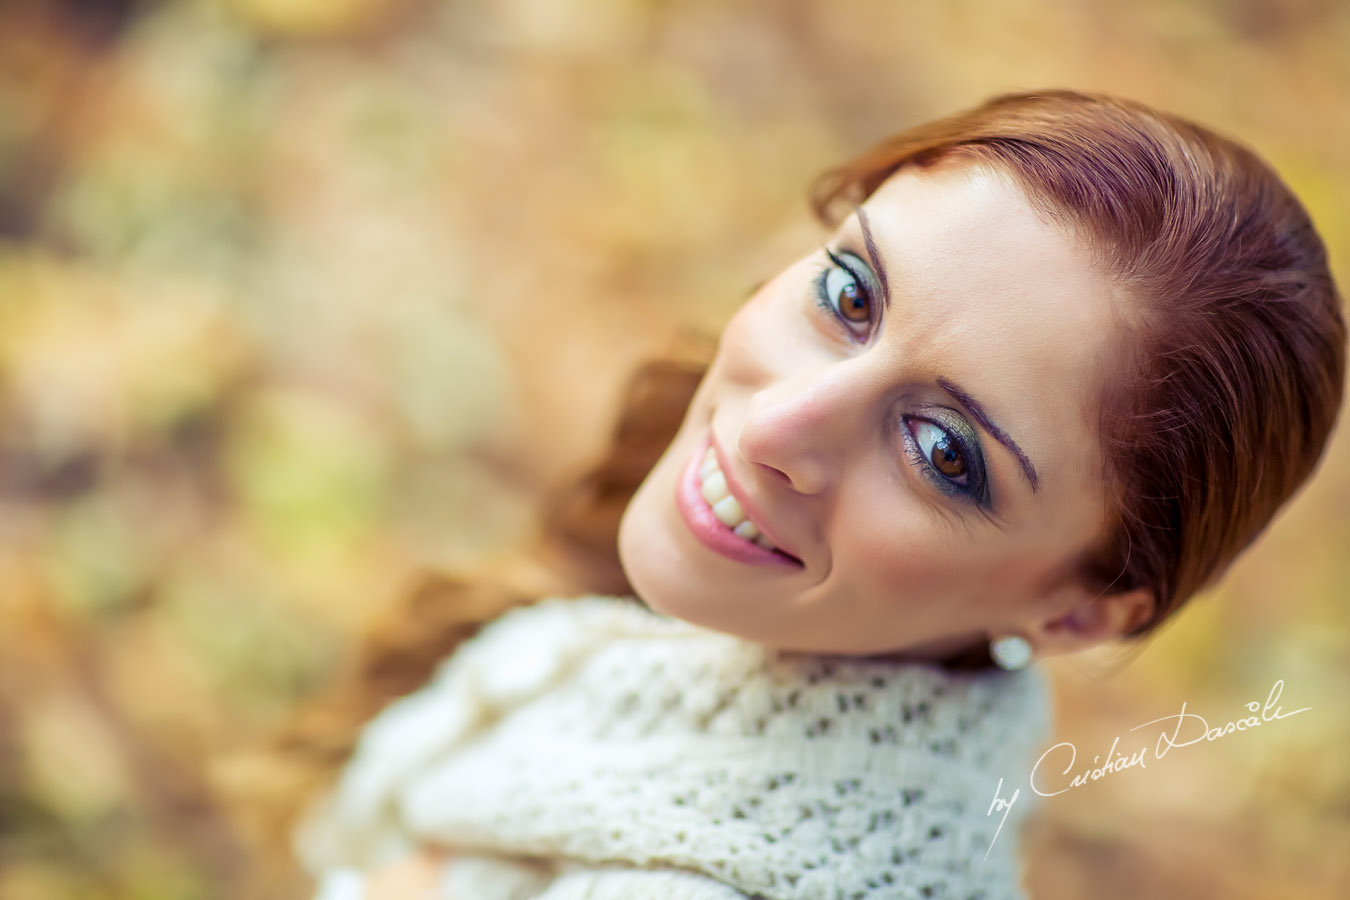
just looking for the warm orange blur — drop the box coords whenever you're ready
[0,1,1346,898]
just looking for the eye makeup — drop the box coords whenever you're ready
[810,241,994,511]
[812,246,883,343]
[901,411,992,509]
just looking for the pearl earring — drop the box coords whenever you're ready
[989,635,1033,671]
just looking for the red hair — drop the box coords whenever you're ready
[811,89,1347,632]
[237,91,1346,850]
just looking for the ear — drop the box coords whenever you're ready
[1026,584,1156,657]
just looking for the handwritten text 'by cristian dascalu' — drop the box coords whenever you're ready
[983,679,1311,859]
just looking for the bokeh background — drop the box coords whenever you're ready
[1,0,1347,898]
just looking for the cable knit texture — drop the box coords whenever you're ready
[296,595,1053,900]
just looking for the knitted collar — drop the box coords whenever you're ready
[299,595,1053,900]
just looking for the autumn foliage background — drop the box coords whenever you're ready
[1,1,1347,898]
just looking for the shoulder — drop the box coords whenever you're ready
[295,594,675,871]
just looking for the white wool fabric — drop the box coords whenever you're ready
[297,595,1053,900]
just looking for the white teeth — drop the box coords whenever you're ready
[711,495,744,528]
[699,455,718,480]
[700,470,729,505]
[696,446,783,553]
[732,520,759,540]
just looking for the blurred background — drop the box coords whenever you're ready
[0,0,1347,897]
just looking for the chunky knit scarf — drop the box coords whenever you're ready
[297,595,1053,900]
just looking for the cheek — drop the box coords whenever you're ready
[709,302,778,388]
[830,487,1047,609]
[841,517,966,600]
[829,482,955,590]
[714,284,826,387]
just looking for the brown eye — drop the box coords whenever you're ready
[931,437,967,478]
[913,420,967,480]
[904,415,988,506]
[838,282,870,322]
[822,260,874,333]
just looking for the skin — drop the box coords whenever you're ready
[361,847,445,895]
[361,160,1157,895]
[363,848,449,898]
[617,160,1154,662]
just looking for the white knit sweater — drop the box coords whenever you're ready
[296,595,1053,900]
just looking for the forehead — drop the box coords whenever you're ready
[857,163,1123,509]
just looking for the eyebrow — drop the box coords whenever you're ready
[852,204,1041,496]
[854,205,892,312]
[937,377,1041,494]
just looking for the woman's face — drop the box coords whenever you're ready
[619,161,1141,659]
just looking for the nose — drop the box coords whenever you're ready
[736,360,873,496]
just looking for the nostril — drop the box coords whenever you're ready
[757,463,793,486]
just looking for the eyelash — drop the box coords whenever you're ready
[812,247,989,508]
[901,417,988,507]
[812,249,876,342]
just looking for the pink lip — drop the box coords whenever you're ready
[675,434,803,568]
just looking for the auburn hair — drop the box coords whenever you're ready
[804,89,1345,633]
[228,90,1346,855]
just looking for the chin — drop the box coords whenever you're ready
[617,410,776,636]
[619,454,723,625]
[617,454,674,613]
[618,511,760,645]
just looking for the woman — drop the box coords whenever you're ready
[267,90,1345,899]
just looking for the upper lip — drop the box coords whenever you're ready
[709,432,803,565]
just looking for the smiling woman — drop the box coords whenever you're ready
[619,161,1146,663]
[255,90,1345,900]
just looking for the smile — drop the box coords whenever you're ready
[675,434,803,568]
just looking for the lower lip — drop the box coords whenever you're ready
[675,435,800,568]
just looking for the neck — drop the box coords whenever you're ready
[845,632,997,671]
